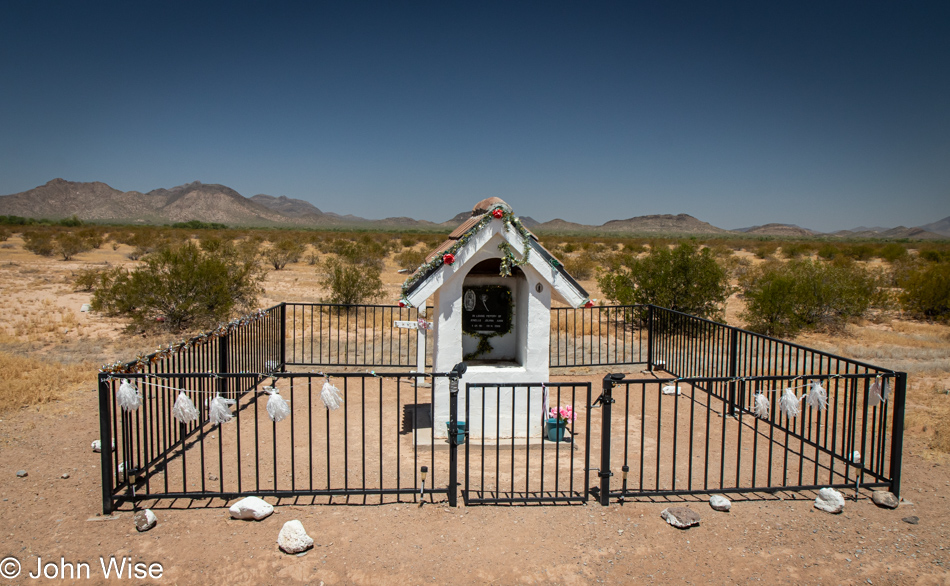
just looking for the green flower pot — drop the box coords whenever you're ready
[546,418,567,442]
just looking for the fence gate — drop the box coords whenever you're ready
[462,382,592,505]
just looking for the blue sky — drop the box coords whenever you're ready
[1,1,948,232]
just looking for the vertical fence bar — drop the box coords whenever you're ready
[889,372,907,497]
[98,374,115,514]
[599,374,616,505]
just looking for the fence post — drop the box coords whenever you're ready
[416,307,427,377]
[647,305,654,372]
[446,362,466,507]
[98,374,115,514]
[598,374,621,506]
[889,372,907,498]
[279,302,287,371]
[727,327,739,416]
[218,332,230,399]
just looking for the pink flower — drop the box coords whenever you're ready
[548,405,577,423]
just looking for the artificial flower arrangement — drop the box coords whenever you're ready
[548,405,577,424]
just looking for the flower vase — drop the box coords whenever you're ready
[546,418,567,442]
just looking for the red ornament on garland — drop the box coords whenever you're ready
[443,253,456,265]
[492,208,504,219]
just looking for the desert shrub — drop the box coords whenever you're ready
[752,242,779,259]
[119,228,171,260]
[263,238,305,270]
[623,241,646,255]
[844,243,876,261]
[879,243,909,263]
[563,250,599,280]
[561,242,579,254]
[817,243,840,260]
[56,215,83,227]
[898,262,950,322]
[740,258,881,336]
[319,243,384,305]
[400,235,420,249]
[394,248,427,271]
[77,227,106,249]
[73,266,112,291]
[598,242,731,321]
[171,220,228,230]
[781,242,812,259]
[91,241,264,331]
[917,246,950,263]
[54,231,93,260]
[0,227,9,242]
[22,230,56,257]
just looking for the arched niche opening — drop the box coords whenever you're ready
[460,259,527,366]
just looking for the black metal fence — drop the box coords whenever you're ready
[97,302,906,512]
[596,374,903,502]
[284,303,433,368]
[549,304,648,368]
[99,371,455,513]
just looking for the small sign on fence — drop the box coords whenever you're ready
[394,320,432,330]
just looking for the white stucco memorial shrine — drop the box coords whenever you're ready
[399,198,590,439]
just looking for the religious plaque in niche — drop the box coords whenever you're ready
[462,285,512,334]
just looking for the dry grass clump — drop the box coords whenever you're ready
[903,378,950,454]
[0,298,84,343]
[797,321,950,374]
[0,352,90,412]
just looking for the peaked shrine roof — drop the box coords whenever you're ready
[400,198,590,309]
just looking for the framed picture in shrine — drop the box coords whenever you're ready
[462,285,512,335]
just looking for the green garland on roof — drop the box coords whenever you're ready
[399,205,534,306]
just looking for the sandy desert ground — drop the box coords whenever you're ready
[0,234,948,585]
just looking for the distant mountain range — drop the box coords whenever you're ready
[1,179,947,239]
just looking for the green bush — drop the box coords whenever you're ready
[73,266,115,292]
[77,227,106,249]
[879,243,908,263]
[91,241,264,331]
[781,242,812,259]
[898,262,950,322]
[598,242,731,320]
[394,248,427,271]
[844,243,875,261]
[262,238,305,270]
[22,230,56,257]
[320,257,384,305]
[752,242,779,259]
[563,250,599,280]
[817,243,839,260]
[740,258,881,336]
[171,220,228,230]
[54,231,93,260]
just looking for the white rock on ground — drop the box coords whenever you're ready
[660,507,701,528]
[91,439,115,453]
[814,487,845,513]
[230,496,274,521]
[134,509,157,532]
[278,520,314,554]
[709,494,731,512]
